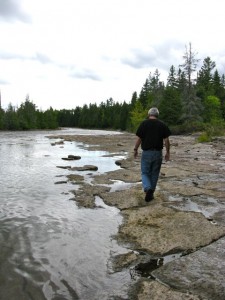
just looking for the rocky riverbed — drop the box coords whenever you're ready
[49,132,225,300]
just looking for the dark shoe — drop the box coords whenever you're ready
[145,189,154,202]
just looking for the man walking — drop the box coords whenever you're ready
[134,107,171,202]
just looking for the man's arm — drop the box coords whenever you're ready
[164,137,170,161]
[134,137,141,158]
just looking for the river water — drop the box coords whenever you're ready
[0,129,133,300]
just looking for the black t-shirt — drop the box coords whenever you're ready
[136,119,171,150]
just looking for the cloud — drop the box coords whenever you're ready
[121,41,186,72]
[0,0,31,22]
[70,68,101,81]
[0,78,9,84]
[0,50,27,60]
[0,50,52,64]
[33,53,53,64]
[121,47,156,69]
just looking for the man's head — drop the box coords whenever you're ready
[148,107,159,118]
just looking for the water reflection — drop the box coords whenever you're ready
[0,129,132,300]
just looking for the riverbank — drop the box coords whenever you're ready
[49,132,225,300]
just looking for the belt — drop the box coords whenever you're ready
[145,148,161,151]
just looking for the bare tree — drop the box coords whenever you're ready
[179,42,200,88]
[179,43,203,122]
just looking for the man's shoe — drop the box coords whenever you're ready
[145,189,154,202]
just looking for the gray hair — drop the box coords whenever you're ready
[148,107,159,117]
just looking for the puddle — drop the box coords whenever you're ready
[168,195,222,219]
[109,180,140,192]
[130,253,183,279]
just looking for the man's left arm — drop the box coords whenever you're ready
[134,137,142,159]
[164,137,170,161]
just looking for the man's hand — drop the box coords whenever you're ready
[134,149,138,159]
[165,152,170,161]
[164,137,170,161]
[134,137,141,159]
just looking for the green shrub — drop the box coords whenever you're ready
[197,120,225,143]
[197,132,212,142]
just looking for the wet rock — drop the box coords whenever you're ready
[51,140,64,146]
[66,174,84,183]
[62,155,81,160]
[111,251,139,272]
[54,180,68,184]
[213,210,225,225]
[68,155,81,160]
[134,280,207,300]
[99,185,143,210]
[152,237,225,300]
[71,165,98,171]
[93,168,141,185]
[71,183,110,208]
[117,203,225,255]
[115,157,139,169]
[56,165,71,169]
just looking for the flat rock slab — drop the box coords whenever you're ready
[152,237,225,300]
[99,185,143,210]
[135,280,207,300]
[71,165,98,171]
[118,204,225,255]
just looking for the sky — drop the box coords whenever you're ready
[0,0,225,111]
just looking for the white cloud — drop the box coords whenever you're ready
[0,0,31,22]
[0,0,225,110]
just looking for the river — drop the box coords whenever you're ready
[0,129,133,300]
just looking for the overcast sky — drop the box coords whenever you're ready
[0,0,225,110]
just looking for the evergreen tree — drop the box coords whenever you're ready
[0,106,4,129]
[167,65,177,88]
[72,107,82,127]
[36,110,48,129]
[17,95,37,129]
[148,69,164,107]
[176,68,187,93]
[181,88,203,123]
[212,70,225,100]
[4,103,20,130]
[196,56,216,98]
[139,79,150,108]
[130,91,138,108]
[119,101,130,130]
[159,86,182,125]
[88,103,100,128]
[78,104,89,128]
[44,107,58,129]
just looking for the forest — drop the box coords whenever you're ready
[0,44,225,139]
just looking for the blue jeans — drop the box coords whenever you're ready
[141,150,162,192]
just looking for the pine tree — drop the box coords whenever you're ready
[4,103,20,130]
[17,95,37,129]
[196,56,216,98]
[130,91,138,108]
[167,65,177,88]
[159,86,182,125]
[139,79,150,109]
[148,69,164,107]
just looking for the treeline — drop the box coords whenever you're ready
[0,44,225,133]
[0,99,58,130]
